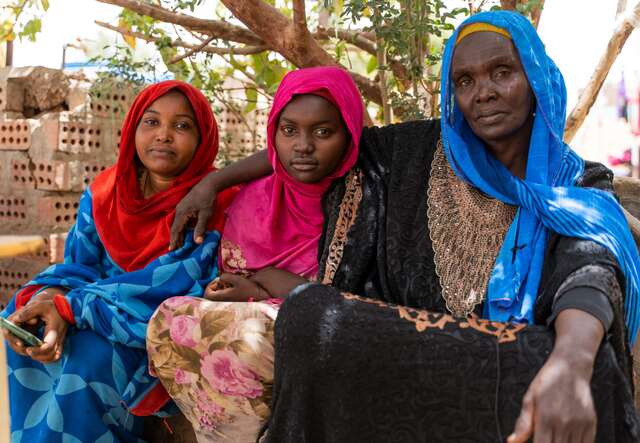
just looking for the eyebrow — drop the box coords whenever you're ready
[143,108,196,122]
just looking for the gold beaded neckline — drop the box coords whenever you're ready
[427,142,516,318]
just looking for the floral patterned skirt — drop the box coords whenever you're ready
[146,297,279,442]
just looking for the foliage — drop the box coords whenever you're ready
[2,0,544,124]
[0,0,48,42]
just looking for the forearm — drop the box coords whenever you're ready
[208,149,271,191]
[552,309,604,376]
[250,267,308,299]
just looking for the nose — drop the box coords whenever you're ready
[154,124,173,143]
[292,132,314,154]
[474,77,497,103]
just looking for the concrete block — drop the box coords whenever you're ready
[0,119,30,150]
[0,257,49,309]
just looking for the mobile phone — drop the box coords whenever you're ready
[0,316,43,347]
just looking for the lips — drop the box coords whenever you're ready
[291,158,318,172]
[147,146,176,158]
[476,111,506,124]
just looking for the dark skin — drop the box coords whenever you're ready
[172,38,604,443]
[452,32,601,443]
[203,94,349,302]
[4,91,201,363]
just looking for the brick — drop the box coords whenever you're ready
[49,233,67,264]
[0,257,49,310]
[0,196,27,223]
[36,195,80,229]
[0,119,30,150]
[58,120,102,154]
[89,89,136,118]
[0,77,24,113]
[33,159,83,192]
[81,162,108,188]
[28,117,59,154]
[10,158,35,190]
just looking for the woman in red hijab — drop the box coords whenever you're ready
[1,81,236,442]
[146,67,364,442]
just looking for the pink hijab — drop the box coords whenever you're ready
[220,67,364,279]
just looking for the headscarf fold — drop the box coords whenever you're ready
[91,80,235,272]
[440,11,640,344]
[221,67,364,278]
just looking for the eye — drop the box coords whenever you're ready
[143,118,158,126]
[314,127,332,138]
[494,68,511,80]
[280,125,296,136]
[456,76,472,89]
[176,121,191,130]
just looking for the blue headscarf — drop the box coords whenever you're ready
[440,10,640,344]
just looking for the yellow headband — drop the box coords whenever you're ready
[455,23,512,45]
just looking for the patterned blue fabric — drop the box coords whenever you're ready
[2,188,221,442]
[440,11,640,344]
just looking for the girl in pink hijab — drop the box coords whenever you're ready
[146,66,364,442]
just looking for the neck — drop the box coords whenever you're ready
[484,120,533,180]
[141,170,175,198]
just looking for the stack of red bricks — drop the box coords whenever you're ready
[0,67,136,311]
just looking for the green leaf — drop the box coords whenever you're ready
[18,18,41,42]
[366,55,377,74]
[244,87,257,113]
[40,0,49,11]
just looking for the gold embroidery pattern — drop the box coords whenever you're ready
[341,292,523,343]
[322,168,364,285]
[427,141,516,318]
[221,239,248,273]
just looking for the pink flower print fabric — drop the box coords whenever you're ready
[146,296,278,441]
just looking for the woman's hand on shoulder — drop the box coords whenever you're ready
[509,309,602,443]
[204,273,269,302]
[170,171,219,251]
[5,297,69,363]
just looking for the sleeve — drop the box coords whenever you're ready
[64,232,220,348]
[547,264,617,331]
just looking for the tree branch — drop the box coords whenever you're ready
[564,1,640,143]
[95,0,264,45]
[219,0,382,104]
[168,34,215,64]
[292,0,307,38]
[95,20,268,55]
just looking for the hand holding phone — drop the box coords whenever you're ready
[0,316,43,347]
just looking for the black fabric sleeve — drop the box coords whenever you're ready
[546,263,618,331]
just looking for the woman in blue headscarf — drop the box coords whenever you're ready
[168,10,640,443]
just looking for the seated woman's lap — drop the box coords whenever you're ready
[146,296,278,441]
[7,327,146,443]
[266,284,637,443]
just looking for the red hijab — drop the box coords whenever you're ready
[91,80,236,272]
[220,67,364,278]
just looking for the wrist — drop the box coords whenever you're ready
[550,340,597,377]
